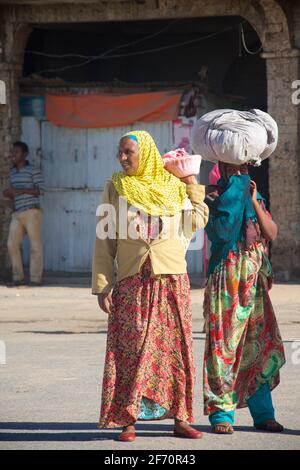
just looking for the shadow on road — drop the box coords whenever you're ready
[0,422,299,442]
[17,331,107,335]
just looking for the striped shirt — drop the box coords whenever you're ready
[10,162,45,213]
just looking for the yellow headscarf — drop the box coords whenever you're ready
[112,130,186,216]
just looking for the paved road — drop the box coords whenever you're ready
[0,280,299,450]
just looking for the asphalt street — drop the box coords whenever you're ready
[0,279,299,450]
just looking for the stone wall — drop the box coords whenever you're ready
[0,11,29,274]
[263,49,300,279]
[0,0,299,279]
[0,62,23,276]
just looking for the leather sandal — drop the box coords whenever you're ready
[173,425,203,439]
[255,419,284,433]
[118,424,136,442]
[213,422,234,434]
[118,430,136,442]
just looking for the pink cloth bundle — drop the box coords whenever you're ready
[162,148,202,178]
[209,163,221,185]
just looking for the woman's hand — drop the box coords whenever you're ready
[180,175,198,184]
[250,180,257,203]
[250,185,278,241]
[97,292,113,314]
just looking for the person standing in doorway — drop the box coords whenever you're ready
[3,141,44,286]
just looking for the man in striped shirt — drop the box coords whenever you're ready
[3,141,44,286]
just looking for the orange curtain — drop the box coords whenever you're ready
[45,91,181,128]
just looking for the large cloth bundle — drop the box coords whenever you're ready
[191,109,278,166]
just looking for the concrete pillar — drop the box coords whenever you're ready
[262,49,300,280]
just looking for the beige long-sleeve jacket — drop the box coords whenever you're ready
[92,180,209,294]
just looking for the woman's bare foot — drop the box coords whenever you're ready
[213,422,234,434]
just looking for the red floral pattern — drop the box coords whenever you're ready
[203,243,285,416]
[99,256,195,428]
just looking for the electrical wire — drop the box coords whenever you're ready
[25,18,183,60]
[30,21,248,75]
[30,21,247,76]
[240,23,262,55]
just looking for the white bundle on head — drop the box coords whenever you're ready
[191,108,278,166]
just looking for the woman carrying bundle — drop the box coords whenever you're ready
[203,162,285,434]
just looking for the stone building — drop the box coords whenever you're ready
[0,0,299,280]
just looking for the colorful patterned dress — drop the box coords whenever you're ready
[99,213,195,428]
[203,175,285,416]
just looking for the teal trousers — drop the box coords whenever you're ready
[209,383,275,427]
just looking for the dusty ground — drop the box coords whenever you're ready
[0,277,300,450]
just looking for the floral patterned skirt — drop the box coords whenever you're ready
[203,243,285,416]
[98,256,195,428]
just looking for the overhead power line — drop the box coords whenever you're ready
[25,20,261,77]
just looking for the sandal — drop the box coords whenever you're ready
[173,425,203,439]
[213,422,234,434]
[118,424,136,442]
[255,419,284,433]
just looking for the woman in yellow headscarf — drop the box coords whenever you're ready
[92,130,208,441]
